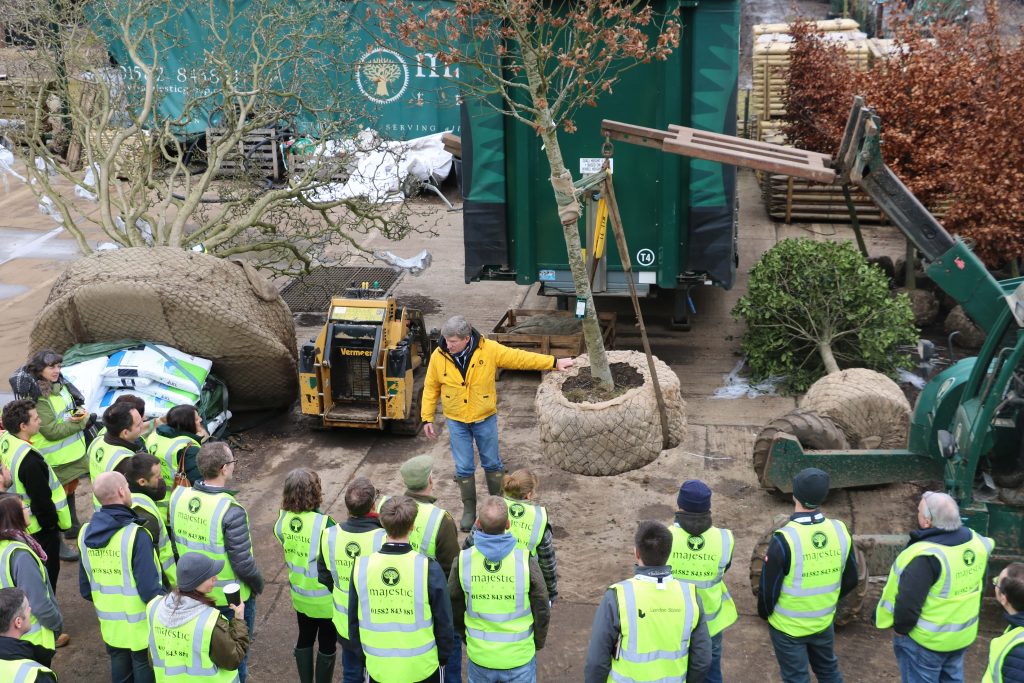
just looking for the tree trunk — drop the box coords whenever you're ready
[522,53,613,391]
[818,341,840,374]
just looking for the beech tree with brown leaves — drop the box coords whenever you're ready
[376,0,681,391]
[782,4,1024,269]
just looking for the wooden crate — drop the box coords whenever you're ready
[206,127,283,180]
[491,309,616,359]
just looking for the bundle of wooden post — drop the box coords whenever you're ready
[751,19,870,121]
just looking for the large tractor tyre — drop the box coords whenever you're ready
[536,350,687,476]
[799,368,911,449]
[749,519,869,627]
[30,247,298,412]
[752,410,849,494]
[390,373,425,436]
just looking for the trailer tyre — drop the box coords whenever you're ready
[752,410,849,493]
[535,350,686,476]
[799,369,911,449]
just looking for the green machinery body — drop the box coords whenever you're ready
[757,100,1024,563]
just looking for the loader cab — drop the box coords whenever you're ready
[320,303,388,423]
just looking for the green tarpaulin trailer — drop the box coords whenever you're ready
[459,0,740,327]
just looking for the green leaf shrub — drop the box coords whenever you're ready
[733,238,918,393]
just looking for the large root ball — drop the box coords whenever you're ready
[944,305,986,349]
[30,247,298,411]
[894,287,939,327]
[799,368,910,449]
[535,350,686,476]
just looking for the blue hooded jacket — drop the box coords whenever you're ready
[78,504,165,604]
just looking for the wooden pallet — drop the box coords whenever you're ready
[287,153,349,183]
[491,309,616,359]
[90,128,161,179]
[0,80,50,135]
[762,171,950,224]
[206,127,283,180]
[751,36,870,120]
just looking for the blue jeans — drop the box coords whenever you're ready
[768,624,844,683]
[105,644,154,683]
[447,633,464,682]
[705,632,723,683]
[892,634,966,683]
[467,656,536,683]
[448,414,502,478]
[341,646,364,683]
[219,596,256,682]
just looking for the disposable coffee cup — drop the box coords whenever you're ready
[224,583,241,607]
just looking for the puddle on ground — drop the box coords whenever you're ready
[0,227,80,264]
[0,283,28,299]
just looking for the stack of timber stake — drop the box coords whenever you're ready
[750,19,869,122]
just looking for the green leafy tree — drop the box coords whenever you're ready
[733,238,917,393]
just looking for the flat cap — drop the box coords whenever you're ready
[400,454,434,490]
[176,553,224,593]
[792,467,830,508]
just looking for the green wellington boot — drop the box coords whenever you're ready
[315,650,336,683]
[455,475,478,532]
[294,647,314,683]
[485,469,505,496]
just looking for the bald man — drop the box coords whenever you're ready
[876,491,994,682]
[79,471,165,683]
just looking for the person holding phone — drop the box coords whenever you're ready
[23,350,91,563]
[147,553,250,679]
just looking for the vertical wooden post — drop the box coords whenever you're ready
[601,172,671,449]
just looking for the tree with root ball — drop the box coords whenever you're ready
[733,238,917,394]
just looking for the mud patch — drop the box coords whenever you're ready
[398,294,442,315]
[638,503,674,520]
[560,362,644,403]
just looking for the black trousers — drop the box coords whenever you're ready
[296,611,337,653]
[33,528,61,591]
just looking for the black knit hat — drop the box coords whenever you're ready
[792,468,830,508]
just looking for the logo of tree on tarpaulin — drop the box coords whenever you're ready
[357,48,409,105]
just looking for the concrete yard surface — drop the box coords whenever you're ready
[0,169,999,682]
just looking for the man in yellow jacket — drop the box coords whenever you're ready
[422,315,573,531]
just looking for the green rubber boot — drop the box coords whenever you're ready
[315,650,336,683]
[294,647,314,683]
[456,475,477,532]
[485,469,505,496]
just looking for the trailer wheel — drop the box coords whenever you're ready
[752,410,849,494]
[799,368,911,449]
[749,517,868,626]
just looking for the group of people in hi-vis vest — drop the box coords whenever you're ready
[273,454,559,683]
[752,467,1009,683]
